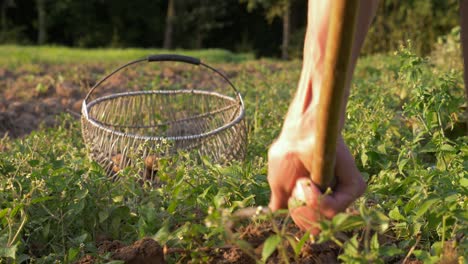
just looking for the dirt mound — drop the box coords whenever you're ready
[111,238,164,264]
[76,238,164,264]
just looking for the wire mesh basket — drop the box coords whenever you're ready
[81,54,247,177]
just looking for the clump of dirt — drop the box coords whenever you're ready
[76,238,164,264]
[439,241,460,264]
[217,247,256,264]
[298,241,340,264]
[75,255,96,264]
[111,238,164,264]
[98,240,125,254]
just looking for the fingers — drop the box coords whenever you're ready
[333,137,367,205]
[289,178,327,231]
[289,140,367,231]
[289,205,322,235]
[267,142,310,211]
[292,178,338,218]
[268,189,288,211]
[268,136,366,232]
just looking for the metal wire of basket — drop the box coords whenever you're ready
[81,54,247,177]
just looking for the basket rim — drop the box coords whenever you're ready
[82,89,245,141]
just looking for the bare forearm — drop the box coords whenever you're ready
[281,0,378,136]
[282,1,330,134]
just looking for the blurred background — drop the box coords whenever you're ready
[0,0,462,59]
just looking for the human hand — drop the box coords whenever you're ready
[268,130,366,233]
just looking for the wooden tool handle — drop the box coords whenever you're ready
[310,0,359,191]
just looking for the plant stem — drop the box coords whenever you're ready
[8,209,27,247]
[402,234,421,264]
[311,0,359,190]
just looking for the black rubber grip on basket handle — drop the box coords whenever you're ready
[147,54,200,65]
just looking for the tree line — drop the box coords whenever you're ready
[0,0,460,58]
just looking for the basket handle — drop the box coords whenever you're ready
[147,54,242,102]
[147,54,200,65]
[83,54,242,106]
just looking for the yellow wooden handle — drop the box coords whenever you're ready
[310,0,359,191]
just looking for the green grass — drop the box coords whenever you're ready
[0,45,467,263]
[0,45,253,67]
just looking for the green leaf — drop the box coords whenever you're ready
[0,244,17,259]
[17,254,30,263]
[336,215,365,231]
[285,236,298,255]
[72,233,88,244]
[460,177,468,188]
[398,158,409,174]
[379,245,403,257]
[414,199,438,220]
[67,247,80,262]
[370,233,380,251]
[0,208,9,219]
[28,159,40,167]
[69,199,85,215]
[75,189,89,200]
[389,207,405,221]
[332,213,349,227]
[369,210,390,233]
[342,235,359,256]
[361,152,368,167]
[10,204,23,218]
[377,144,387,154]
[262,234,281,261]
[31,196,53,204]
[413,250,439,264]
[42,222,50,238]
[420,142,437,153]
[440,144,456,152]
[113,195,124,203]
[292,231,310,256]
[99,210,109,223]
[153,224,171,244]
[235,239,255,256]
[431,241,443,256]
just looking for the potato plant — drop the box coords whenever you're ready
[0,45,466,263]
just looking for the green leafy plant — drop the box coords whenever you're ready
[0,46,466,263]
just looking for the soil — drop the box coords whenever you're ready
[0,64,89,138]
[75,222,342,264]
[111,238,165,264]
[76,238,164,264]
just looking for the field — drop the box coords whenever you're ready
[0,45,467,263]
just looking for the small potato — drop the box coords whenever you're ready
[111,154,128,173]
[145,155,159,171]
[112,164,121,173]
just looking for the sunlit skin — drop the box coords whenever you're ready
[267,0,379,233]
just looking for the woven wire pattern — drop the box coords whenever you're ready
[81,58,247,177]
